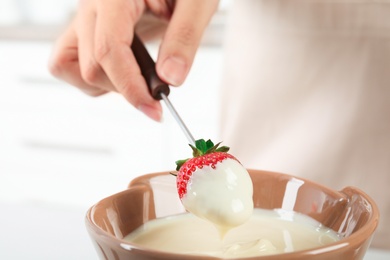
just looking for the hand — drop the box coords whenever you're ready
[49,0,219,121]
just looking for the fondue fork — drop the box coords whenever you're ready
[131,34,195,145]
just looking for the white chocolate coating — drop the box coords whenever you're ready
[181,158,254,233]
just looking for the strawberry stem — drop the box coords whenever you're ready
[175,139,230,171]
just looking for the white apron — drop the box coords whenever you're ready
[220,0,390,249]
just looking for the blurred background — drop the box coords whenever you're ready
[0,0,227,259]
[0,0,386,259]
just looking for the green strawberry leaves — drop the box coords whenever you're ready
[192,139,213,156]
[175,159,189,171]
[175,139,230,171]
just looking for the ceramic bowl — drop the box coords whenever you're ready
[85,170,379,260]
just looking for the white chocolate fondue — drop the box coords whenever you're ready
[124,208,340,258]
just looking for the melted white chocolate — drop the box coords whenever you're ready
[124,209,340,258]
[181,158,254,235]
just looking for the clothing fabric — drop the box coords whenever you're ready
[220,0,390,249]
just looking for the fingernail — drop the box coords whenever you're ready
[138,104,162,122]
[159,56,188,86]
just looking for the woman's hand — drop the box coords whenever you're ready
[49,0,219,121]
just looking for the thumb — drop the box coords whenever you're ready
[156,0,219,86]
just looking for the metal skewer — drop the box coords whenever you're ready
[161,93,195,145]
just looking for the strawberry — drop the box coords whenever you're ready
[174,139,253,231]
[175,139,232,199]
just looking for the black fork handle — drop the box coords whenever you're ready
[130,34,170,100]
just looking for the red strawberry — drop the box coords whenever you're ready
[175,139,232,199]
[174,139,253,230]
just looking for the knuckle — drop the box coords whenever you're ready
[94,39,112,64]
[81,60,101,85]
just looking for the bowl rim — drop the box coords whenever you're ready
[85,170,380,259]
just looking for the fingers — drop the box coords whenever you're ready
[75,0,114,92]
[50,0,216,123]
[48,21,108,97]
[156,0,219,86]
[144,0,174,20]
[94,0,163,121]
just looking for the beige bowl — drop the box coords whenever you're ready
[85,170,379,260]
